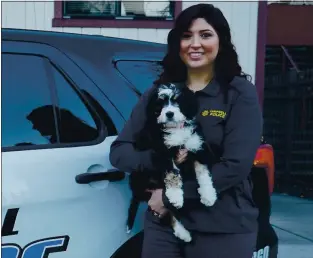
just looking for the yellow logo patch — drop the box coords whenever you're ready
[201,110,209,116]
[202,109,226,118]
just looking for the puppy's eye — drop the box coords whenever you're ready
[159,94,165,100]
[172,90,181,99]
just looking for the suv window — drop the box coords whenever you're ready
[2,54,57,148]
[116,60,163,94]
[52,66,99,143]
[2,53,101,149]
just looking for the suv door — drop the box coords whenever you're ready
[1,41,145,258]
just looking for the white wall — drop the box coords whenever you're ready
[2,0,259,81]
[1,1,170,43]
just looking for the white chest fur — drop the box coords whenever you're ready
[184,133,203,152]
[163,127,203,152]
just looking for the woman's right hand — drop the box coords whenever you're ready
[175,149,188,165]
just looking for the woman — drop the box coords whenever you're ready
[110,3,262,258]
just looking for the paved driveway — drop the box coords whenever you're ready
[270,194,313,258]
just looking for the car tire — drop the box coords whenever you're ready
[110,231,143,258]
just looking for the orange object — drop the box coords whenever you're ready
[253,144,275,194]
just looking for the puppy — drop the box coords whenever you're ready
[127,83,217,242]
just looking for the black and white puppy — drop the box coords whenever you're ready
[148,83,218,208]
[127,83,217,242]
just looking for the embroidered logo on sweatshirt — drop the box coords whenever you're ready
[202,109,226,118]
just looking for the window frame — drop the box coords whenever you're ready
[2,40,121,152]
[2,53,60,150]
[115,59,163,96]
[50,62,106,142]
[52,0,182,29]
[2,52,104,152]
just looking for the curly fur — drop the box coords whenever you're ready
[127,83,218,242]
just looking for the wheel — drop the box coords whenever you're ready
[110,231,143,258]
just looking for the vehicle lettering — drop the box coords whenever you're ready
[2,244,21,258]
[2,236,69,258]
[252,246,269,258]
[2,208,19,236]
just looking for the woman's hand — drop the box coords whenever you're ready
[175,149,188,165]
[147,189,168,218]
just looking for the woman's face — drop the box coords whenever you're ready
[179,18,219,71]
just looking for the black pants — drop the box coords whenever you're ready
[142,210,257,258]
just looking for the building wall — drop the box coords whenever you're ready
[267,4,313,45]
[2,0,259,82]
[1,1,170,42]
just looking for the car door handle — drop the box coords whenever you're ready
[75,170,125,184]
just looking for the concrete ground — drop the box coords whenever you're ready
[270,194,313,258]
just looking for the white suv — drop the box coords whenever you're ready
[1,28,166,258]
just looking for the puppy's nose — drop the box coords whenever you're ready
[166,111,174,119]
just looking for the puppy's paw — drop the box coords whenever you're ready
[166,188,184,209]
[173,221,192,242]
[198,186,217,207]
[174,228,192,242]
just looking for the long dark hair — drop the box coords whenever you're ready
[155,3,251,87]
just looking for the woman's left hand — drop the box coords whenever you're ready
[147,189,168,218]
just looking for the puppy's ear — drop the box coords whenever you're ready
[179,87,198,119]
[133,87,158,150]
[146,86,158,118]
[133,86,160,150]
